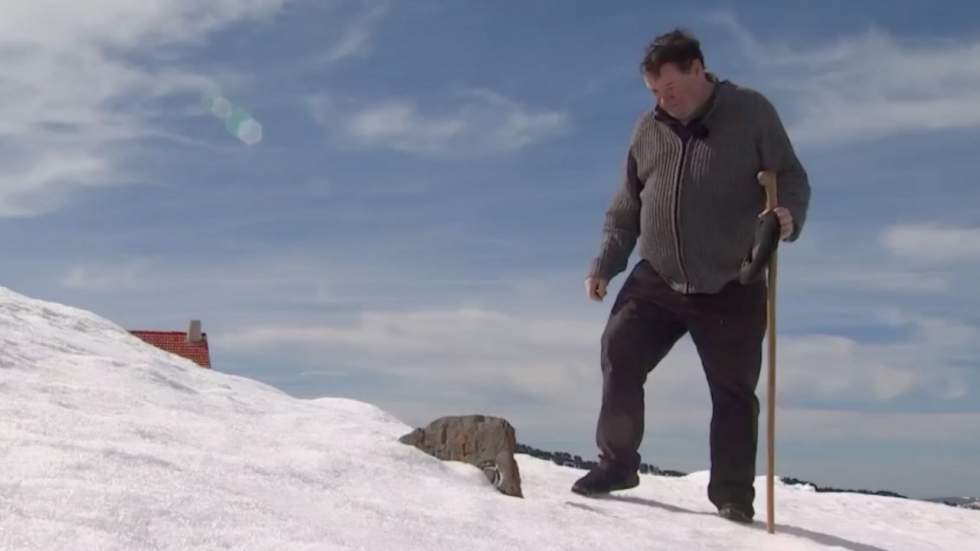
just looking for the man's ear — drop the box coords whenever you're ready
[690,59,704,76]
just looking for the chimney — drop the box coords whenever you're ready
[187,320,203,343]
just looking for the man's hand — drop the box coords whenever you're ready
[585,277,608,301]
[759,206,794,240]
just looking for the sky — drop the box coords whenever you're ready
[0,0,978,499]
[2,286,978,550]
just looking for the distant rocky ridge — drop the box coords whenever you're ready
[779,477,906,499]
[516,443,977,511]
[515,443,686,477]
[925,497,980,510]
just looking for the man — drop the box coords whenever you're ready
[573,29,810,524]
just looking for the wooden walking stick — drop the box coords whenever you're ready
[758,170,779,534]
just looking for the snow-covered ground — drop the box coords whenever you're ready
[1,286,976,550]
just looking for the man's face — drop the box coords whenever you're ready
[643,61,705,120]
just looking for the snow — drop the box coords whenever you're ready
[1,286,977,550]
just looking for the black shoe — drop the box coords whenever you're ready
[718,503,754,524]
[571,465,639,497]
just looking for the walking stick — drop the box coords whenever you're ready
[758,170,779,534]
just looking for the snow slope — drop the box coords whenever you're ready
[1,286,976,550]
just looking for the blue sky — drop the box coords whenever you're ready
[1,1,978,499]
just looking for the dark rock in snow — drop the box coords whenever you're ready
[399,415,523,498]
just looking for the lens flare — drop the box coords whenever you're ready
[202,94,263,145]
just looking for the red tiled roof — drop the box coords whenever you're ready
[130,331,211,368]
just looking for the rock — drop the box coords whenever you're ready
[399,415,523,498]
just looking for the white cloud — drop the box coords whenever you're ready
[709,13,980,144]
[317,89,569,158]
[668,311,973,405]
[764,224,953,295]
[0,1,292,217]
[882,224,980,263]
[778,333,971,402]
[775,310,976,402]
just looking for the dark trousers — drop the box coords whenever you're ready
[595,259,766,513]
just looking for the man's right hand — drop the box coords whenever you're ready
[585,277,608,301]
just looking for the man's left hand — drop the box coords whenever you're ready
[759,206,794,240]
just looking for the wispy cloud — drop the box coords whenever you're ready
[61,260,152,292]
[56,253,344,309]
[779,409,980,445]
[313,2,391,64]
[212,296,977,483]
[313,89,569,158]
[53,252,505,326]
[0,1,293,217]
[777,326,970,402]
[222,305,600,401]
[222,301,973,407]
[790,266,951,293]
[0,152,116,217]
[709,13,980,144]
[882,224,980,263]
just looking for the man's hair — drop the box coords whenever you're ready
[640,29,705,76]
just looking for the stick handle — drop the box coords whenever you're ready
[759,170,778,210]
[758,170,778,535]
